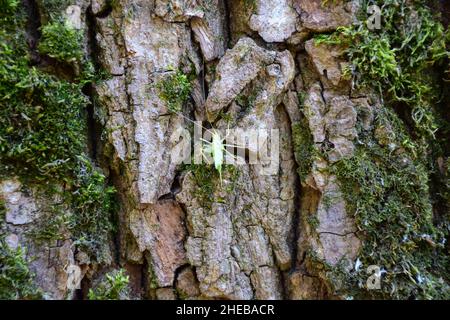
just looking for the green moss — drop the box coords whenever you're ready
[38,21,83,63]
[321,0,340,7]
[0,5,85,181]
[176,287,189,300]
[224,165,240,193]
[0,0,18,12]
[0,198,6,223]
[328,106,449,299]
[307,214,320,230]
[25,158,116,263]
[183,163,239,209]
[39,0,71,17]
[147,260,159,290]
[217,110,234,124]
[88,269,130,300]
[0,239,42,299]
[243,0,256,11]
[0,72,88,180]
[27,203,69,243]
[184,164,218,209]
[68,158,116,262]
[156,70,192,113]
[1,4,115,263]
[316,0,449,138]
[307,1,450,299]
[292,118,315,182]
[236,90,257,112]
[292,91,316,182]
[297,91,306,107]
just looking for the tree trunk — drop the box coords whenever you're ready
[0,0,448,300]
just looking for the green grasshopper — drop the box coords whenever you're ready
[177,112,242,186]
[200,129,240,186]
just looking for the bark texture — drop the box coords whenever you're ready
[1,0,449,300]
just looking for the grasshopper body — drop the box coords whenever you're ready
[203,130,226,184]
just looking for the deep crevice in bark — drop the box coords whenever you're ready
[222,0,232,49]
[94,2,113,19]
[22,0,41,65]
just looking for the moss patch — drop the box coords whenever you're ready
[311,0,449,299]
[183,164,218,209]
[156,70,192,113]
[0,239,42,299]
[183,163,240,209]
[0,3,115,263]
[292,118,315,183]
[328,106,449,299]
[38,21,83,63]
[315,0,449,138]
[88,269,130,300]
